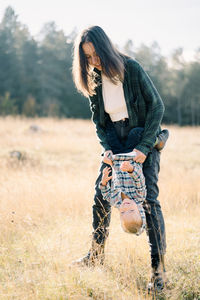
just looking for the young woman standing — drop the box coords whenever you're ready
[72,26,167,292]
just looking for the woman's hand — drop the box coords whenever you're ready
[103,150,113,166]
[120,161,134,173]
[101,167,112,186]
[133,149,147,164]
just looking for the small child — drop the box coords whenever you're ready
[100,152,147,235]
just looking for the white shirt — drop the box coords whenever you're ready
[102,74,128,122]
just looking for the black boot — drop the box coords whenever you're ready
[148,254,167,293]
[72,240,105,267]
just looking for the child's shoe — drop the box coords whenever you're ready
[154,129,169,151]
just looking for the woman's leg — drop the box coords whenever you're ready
[73,161,111,266]
[143,148,166,290]
[92,161,112,245]
[143,148,166,255]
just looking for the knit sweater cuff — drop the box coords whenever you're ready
[135,144,151,156]
[99,182,110,192]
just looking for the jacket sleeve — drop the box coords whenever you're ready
[99,182,122,208]
[89,94,111,151]
[131,61,165,156]
[129,162,146,202]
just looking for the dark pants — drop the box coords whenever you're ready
[92,120,166,256]
[105,120,144,154]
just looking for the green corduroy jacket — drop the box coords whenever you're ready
[89,56,165,158]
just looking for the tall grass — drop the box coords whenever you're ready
[0,117,199,299]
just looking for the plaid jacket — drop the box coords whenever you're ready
[99,154,146,235]
[89,57,165,156]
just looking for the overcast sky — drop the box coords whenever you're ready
[0,0,199,60]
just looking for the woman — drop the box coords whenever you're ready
[72,26,167,292]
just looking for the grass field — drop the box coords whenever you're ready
[0,117,199,300]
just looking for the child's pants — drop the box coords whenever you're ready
[105,120,144,154]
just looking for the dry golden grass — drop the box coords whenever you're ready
[0,117,199,300]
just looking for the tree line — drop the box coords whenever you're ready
[0,6,200,125]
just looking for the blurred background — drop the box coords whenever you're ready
[0,2,200,298]
[0,0,199,125]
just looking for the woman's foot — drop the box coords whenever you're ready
[148,254,167,294]
[71,242,105,267]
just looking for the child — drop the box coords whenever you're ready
[100,152,147,235]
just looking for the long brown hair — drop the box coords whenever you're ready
[72,26,125,97]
